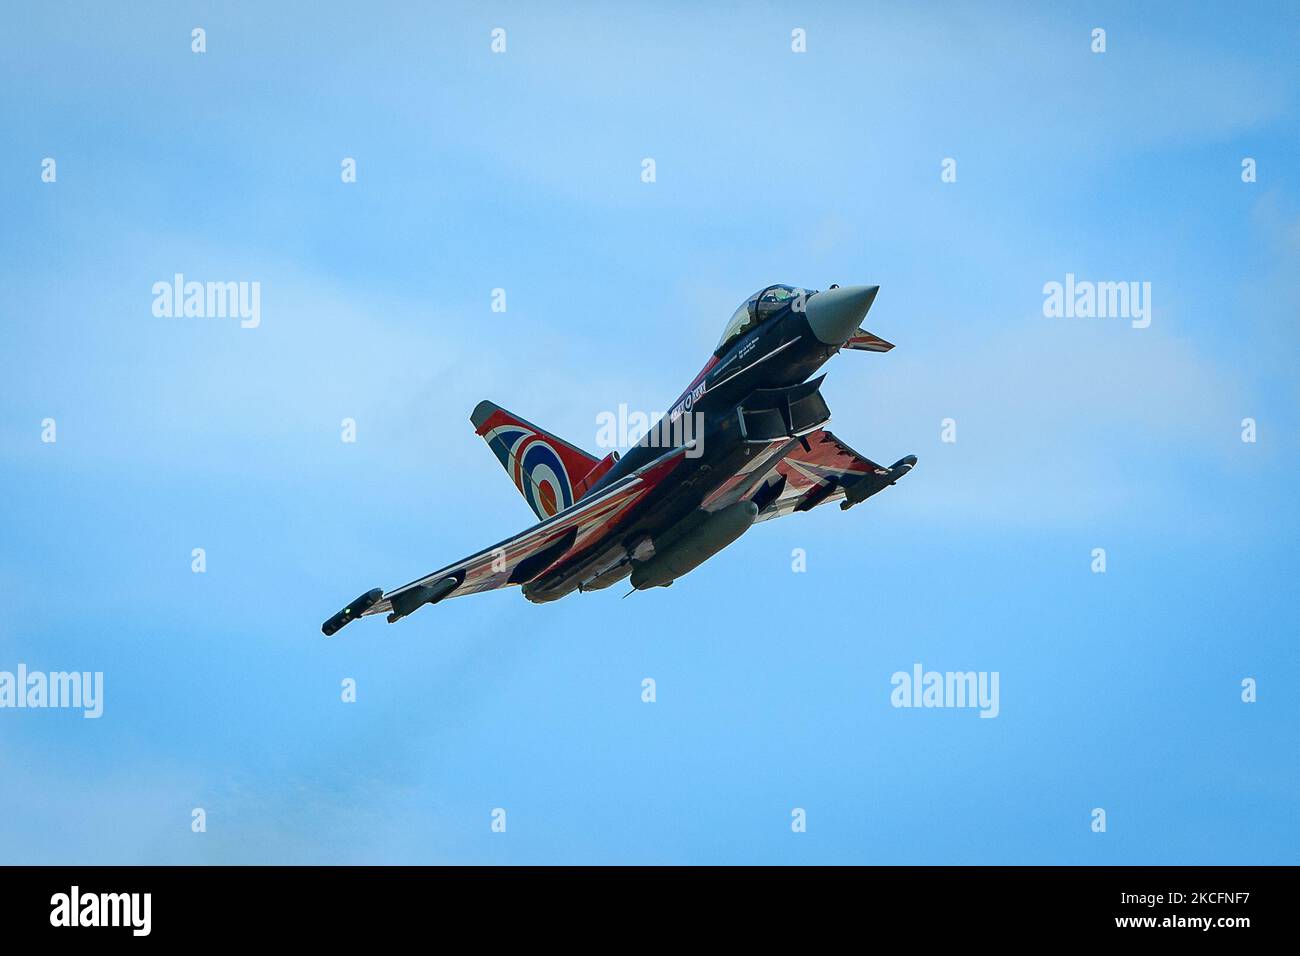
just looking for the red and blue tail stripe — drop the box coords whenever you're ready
[471,401,601,519]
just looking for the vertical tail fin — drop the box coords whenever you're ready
[470,401,601,519]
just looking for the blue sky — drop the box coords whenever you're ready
[1,1,1296,864]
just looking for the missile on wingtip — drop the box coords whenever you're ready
[321,587,385,637]
[840,455,918,510]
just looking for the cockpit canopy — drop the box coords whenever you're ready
[716,284,812,355]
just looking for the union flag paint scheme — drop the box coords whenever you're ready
[322,283,917,635]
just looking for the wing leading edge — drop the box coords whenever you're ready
[321,445,688,635]
[701,428,916,521]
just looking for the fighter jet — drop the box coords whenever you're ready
[322,284,916,635]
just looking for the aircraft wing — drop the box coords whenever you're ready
[701,429,915,521]
[322,447,687,635]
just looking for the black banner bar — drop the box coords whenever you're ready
[0,865,1287,941]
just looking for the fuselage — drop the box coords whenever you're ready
[597,293,836,487]
[521,284,875,601]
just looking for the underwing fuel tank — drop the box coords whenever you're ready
[630,500,759,590]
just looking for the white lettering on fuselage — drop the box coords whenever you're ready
[668,380,707,422]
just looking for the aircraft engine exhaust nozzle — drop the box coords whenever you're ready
[630,500,759,590]
[806,284,880,345]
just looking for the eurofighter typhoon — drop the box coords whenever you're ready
[323,284,916,635]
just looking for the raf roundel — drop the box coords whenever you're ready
[473,408,594,522]
[508,431,575,517]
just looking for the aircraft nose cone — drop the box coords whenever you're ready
[805,284,879,345]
